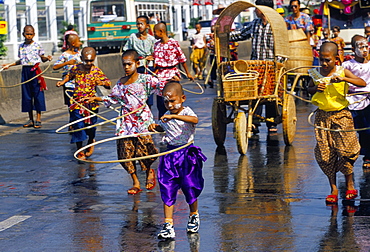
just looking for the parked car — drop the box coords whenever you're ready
[234,22,242,31]
[243,21,251,29]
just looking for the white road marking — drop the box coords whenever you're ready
[198,123,212,128]
[0,215,31,232]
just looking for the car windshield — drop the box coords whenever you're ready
[91,0,127,23]
[199,20,212,28]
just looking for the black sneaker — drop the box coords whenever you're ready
[158,223,175,239]
[186,214,200,233]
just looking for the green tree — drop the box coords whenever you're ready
[0,33,7,58]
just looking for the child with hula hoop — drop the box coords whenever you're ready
[56,47,111,161]
[149,81,206,240]
[84,49,167,195]
[307,41,366,205]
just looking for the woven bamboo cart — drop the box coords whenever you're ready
[213,1,297,154]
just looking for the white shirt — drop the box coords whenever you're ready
[342,59,370,110]
[159,106,197,146]
[191,33,205,48]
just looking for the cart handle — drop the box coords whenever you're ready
[223,71,259,81]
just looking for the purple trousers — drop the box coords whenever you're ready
[158,144,207,207]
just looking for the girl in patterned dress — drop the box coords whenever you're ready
[149,82,206,240]
[56,47,111,160]
[2,25,52,128]
[85,49,166,194]
[307,42,366,204]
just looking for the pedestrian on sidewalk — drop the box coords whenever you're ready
[149,81,206,240]
[56,47,111,161]
[2,25,52,129]
[84,49,166,194]
[307,41,366,205]
[342,35,370,169]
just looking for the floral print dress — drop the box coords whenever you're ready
[68,64,111,113]
[103,74,165,136]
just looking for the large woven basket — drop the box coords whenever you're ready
[222,71,259,101]
[286,29,313,74]
[221,60,284,100]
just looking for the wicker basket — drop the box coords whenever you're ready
[221,60,284,99]
[222,71,259,101]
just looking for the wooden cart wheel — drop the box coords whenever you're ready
[234,112,248,155]
[212,99,227,146]
[282,94,297,146]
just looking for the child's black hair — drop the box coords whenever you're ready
[351,34,366,48]
[163,81,184,96]
[23,25,34,33]
[320,41,338,56]
[137,15,149,24]
[121,49,140,61]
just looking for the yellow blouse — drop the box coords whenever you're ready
[308,66,349,111]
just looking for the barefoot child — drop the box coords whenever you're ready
[307,41,366,204]
[148,82,206,239]
[56,47,111,160]
[2,25,52,128]
[342,35,370,169]
[189,23,206,79]
[53,34,82,106]
[85,49,166,194]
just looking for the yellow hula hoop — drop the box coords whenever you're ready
[0,62,53,88]
[55,105,120,134]
[277,66,317,103]
[307,111,370,132]
[143,65,204,95]
[73,132,194,164]
[178,69,205,95]
[55,90,146,134]
[43,76,62,81]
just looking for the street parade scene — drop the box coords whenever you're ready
[1,0,370,250]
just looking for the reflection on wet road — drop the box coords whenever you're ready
[0,88,370,251]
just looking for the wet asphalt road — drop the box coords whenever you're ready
[1,84,370,252]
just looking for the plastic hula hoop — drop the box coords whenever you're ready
[73,132,194,164]
[55,90,146,134]
[308,111,370,132]
[0,62,53,88]
[143,65,204,95]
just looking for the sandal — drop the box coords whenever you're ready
[268,126,278,133]
[34,121,42,128]
[146,169,156,190]
[85,140,95,157]
[363,159,370,169]
[23,120,34,128]
[325,195,338,204]
[127,187,143,195]
[345,189,358,200]
[76,151,86,162]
